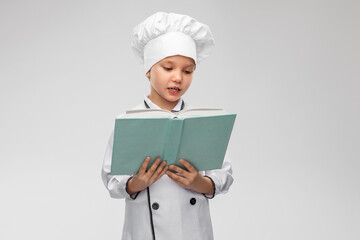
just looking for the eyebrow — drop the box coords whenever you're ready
[163,60,195,67]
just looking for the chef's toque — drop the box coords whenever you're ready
[131,12,215,74]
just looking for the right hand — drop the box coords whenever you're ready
[127,157,168,195]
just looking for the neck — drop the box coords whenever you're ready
[148,94,179,112]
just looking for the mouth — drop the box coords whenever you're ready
[168,87,181,94]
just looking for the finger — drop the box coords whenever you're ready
[179,159,196,172]
[138,157,151,175]
[146,157,162,176]
[152,165,168,182]
[166,170,186,187]
[167,171,186,188]
[168,164,189,177]
[149,161,167,183]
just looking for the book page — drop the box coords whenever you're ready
[176,108,229,118]
[121,109,175,119]
[120,108,230,119]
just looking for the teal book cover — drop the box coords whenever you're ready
[111,109,236,175]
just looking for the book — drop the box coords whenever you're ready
[110,108,236,175]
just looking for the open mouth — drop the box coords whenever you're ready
[168,87,181,94]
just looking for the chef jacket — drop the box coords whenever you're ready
[102,96,234,240]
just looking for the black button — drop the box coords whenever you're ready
[152,202,159,210]
[190,198,196,205]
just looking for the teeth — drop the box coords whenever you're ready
[169,87,179,91]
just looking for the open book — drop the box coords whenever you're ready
[111,108,236,175]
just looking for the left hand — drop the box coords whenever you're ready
[166,159,214,195]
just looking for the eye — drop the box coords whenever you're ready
[184,70,193,74]
[164,67,172,71]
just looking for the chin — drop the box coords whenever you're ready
[166,96,181,102]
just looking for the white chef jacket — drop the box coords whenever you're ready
[102,96,234,240]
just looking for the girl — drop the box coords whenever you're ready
[102,12,233,240]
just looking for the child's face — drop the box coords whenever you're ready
[146,55,195,107]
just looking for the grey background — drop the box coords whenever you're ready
[1,0,359,239]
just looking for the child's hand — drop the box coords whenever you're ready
[127,157,168,195]
[166,159,214,195]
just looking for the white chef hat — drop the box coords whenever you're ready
[131,12,215,74]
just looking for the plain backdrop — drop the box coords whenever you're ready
[1,0,359,239]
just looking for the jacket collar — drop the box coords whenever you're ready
[143,95,184,112]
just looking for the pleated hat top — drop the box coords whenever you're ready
[131,12,215,74]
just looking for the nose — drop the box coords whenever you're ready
[172,69,183,83]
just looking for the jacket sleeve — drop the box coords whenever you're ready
[101,128,139,200]
[203,149,234,199]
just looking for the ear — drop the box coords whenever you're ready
[146,71,151,80]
